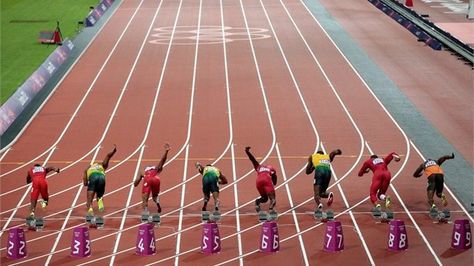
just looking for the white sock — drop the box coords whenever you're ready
[379,194,386,201]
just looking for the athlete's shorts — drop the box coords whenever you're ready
[142,176,161,196]
[427,173,444,196]
[313,166,331,192]
[31,179,48,201]
[88,173,106,198]
[202,175,219,195]
[256,176,275,196]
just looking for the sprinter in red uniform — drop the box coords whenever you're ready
[245,146,277,212]
[358,152,400,211]
[413,153,454,211]
[134,143,170,213]
[27,164,60,217]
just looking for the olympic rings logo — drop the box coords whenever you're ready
[149,25,271,45]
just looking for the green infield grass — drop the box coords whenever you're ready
[1,0,99,104]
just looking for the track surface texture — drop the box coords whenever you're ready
[1,0,473,265]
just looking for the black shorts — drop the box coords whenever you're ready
[202,175,219,195]
[314,167,331,192]
[427,173,444,196]
[88,173,106,198]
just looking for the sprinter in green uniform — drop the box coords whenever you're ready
[195,162,228,212]
[84,145,117,215]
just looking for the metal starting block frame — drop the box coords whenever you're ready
[258,210,278,222]
[314,210,334,222]
[141,212,161,226]
[25,217,44,231]
[202,211,221,223]
[430,209,451,223]
[86,215,104,229]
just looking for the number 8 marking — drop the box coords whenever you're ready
[399,233,406,248]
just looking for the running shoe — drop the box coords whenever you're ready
[40,200,47,209]
[98,198,104,212]
[88,207,94,216]
[30,211,35,218]
[429,204,438,217]
[327,192,334,207]
[375,203,381,210]
[317,203,323,210]
[385,195,391,209]
[441,194,448,207]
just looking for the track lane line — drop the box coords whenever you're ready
[275,143,309,265]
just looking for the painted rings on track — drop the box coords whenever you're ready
[148,25,271,45]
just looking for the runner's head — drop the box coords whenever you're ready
[34,163,41,167]
[370,155,378,159]
[316,150,324,155]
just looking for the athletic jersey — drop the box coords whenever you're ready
[311,153,331,169]
[144,166,159,179]
[28,166,47,180]
[423,159,444,177]
[256,165,276,180]
[358,152,396,176]
[203,166,220,178]
[86,163,105,179]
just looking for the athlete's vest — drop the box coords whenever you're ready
[312,153,331,168]
[423,159,443,177]
[86,163,105,179]
[144,166,159,179]
[203,166,220,177]
[29,166,46,180]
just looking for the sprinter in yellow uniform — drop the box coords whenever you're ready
[305,149,342,211]
[84,145,117,215]
[195,163,228,212]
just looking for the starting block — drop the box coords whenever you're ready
[430,208,451,223]
[85,215,104,229]
[202,211,221,223]
[202,211,210,222]
[372,207,394,223]
[258,210,278,223]
[379,211,394,223]
[25,216,44,231]
[314,209,334,222]
[141,212,161,226]
[210,211,221,222]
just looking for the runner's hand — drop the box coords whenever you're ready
[393,154,400,162]
[164,143,171,151]
[245,146,251,152]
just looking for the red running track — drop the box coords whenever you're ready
[1,0,472,265]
